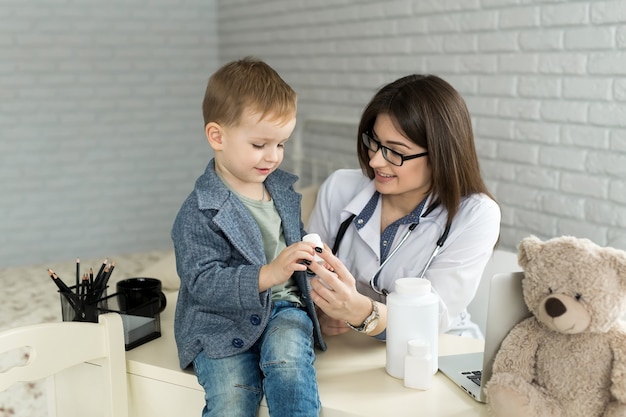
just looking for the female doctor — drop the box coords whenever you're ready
[307,74,501,340]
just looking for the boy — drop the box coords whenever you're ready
[171,57,326,417]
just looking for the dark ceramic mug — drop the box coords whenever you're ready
[116,277,167,316]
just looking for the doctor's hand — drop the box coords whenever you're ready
[308,246,378,334]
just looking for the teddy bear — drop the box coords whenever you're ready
[486,235,626,417]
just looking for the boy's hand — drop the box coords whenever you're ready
[258,242,315,292]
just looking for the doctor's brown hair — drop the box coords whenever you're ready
[356,74,495,225]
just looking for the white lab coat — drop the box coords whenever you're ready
[307,169,501,339]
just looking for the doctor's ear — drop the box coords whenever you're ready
[205,122,224,150]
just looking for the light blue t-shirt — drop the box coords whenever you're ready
[232,190,303,305]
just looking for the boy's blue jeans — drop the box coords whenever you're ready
[192,301,320,417]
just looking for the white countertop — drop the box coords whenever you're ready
[127,291,489,417]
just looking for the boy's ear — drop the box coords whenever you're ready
[205,122,223,150]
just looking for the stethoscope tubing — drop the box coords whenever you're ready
[369,221,451,295]
[368,222,417,294]
[332,198,450,296]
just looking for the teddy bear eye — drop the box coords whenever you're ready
[575,293,582,301]
[548,287,553,294]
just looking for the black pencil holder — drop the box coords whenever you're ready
[59,286,108,323]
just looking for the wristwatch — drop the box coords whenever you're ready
[346,298,379,334]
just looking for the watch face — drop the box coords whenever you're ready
[364,317,379,334]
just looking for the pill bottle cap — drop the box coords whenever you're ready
[302,233,323,247]
[407,339,430,356]
[395,278,431,295]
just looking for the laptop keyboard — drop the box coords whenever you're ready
[462,370,482,386]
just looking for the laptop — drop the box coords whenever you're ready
[438,272,530,403]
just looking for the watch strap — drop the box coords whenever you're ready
[346,298,379,334]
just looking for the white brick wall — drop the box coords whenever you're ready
[1,0,219,267]
[2,0,625,268]
[218,0,626,252]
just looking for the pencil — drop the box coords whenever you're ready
[81,273,88,301]
[94,258,108,286]
[48,268,71,293]
[76,258,80,295]
[48,268,79,311]
[92,262,110,300]
[100,261,115,290]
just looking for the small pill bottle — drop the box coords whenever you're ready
[403,339,433,390]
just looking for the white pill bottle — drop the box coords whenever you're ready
[385,278,438,379]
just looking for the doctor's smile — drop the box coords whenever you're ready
[374,170,396,181]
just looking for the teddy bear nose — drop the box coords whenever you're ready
[545,297,566,318]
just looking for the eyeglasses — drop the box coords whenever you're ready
[361,132,428,167]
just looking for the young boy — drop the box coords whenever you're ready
[171,57,326,417]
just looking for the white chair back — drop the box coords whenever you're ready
[0,313,128,417]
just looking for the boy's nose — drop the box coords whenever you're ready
[264,148,279,162]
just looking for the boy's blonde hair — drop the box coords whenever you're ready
[202,56,297,128]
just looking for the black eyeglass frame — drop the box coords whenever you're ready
[361,132,429,167]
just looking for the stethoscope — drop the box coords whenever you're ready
[369,222,450,296]
[332,200,451,297]
[333,201,451,296]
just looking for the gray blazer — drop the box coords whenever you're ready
[171,159,326,368]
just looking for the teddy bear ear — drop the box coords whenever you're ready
[517,235,544,268]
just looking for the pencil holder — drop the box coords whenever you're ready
[58,289,161,350]
[59,286,108,323]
